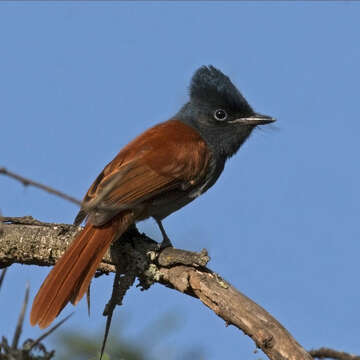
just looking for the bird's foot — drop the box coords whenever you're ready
[155,218,173,250]
[157,235,173,250]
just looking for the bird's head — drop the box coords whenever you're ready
[178,65,275,158]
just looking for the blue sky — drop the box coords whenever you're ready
[1,2,360,359]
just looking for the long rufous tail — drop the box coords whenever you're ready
[30,212,133,329]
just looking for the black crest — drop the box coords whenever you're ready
[190,65,252,113]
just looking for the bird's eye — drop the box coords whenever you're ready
[213,109,228,121]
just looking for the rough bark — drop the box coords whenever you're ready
[0,216,312,360]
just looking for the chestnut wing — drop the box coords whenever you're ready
[75,120,210,226]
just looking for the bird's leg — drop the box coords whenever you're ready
[155,219,173,248]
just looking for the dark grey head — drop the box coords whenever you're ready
[177,65,275,159]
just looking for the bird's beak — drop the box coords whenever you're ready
[230,113,276,125]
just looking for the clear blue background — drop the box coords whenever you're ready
[1,2,359,359]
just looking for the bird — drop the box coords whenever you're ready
[30,65,275,329]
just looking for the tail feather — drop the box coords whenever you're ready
[30,212,133,329]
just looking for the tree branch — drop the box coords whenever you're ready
[1,172,357,360]
[0,216,314,360]
[0,167,81,206]
[0,280,71,360]
[309,348,360,360]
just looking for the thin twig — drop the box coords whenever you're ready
[100,270,121,360]
[309,348,360,360]
[0,210,4,236]
[0,167,81,206]
[100,267,136,360]
[12,283,30,349]
[0,268,7,292]
[87,284,91,317]
[27,313,74,352]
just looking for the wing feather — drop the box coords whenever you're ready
[77,120,210,226]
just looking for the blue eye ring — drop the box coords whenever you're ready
[214,109,227,121]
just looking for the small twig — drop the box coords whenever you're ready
[12,283,30,350]
[27,313,73,352]
[0,167,81,206]
[100,267,136,360]
[100,270,121,360]
[0,268,7,292]
[309,348,360,360]
[1,216,57,227]
[0,211,4,236]
[87,284,91,317]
